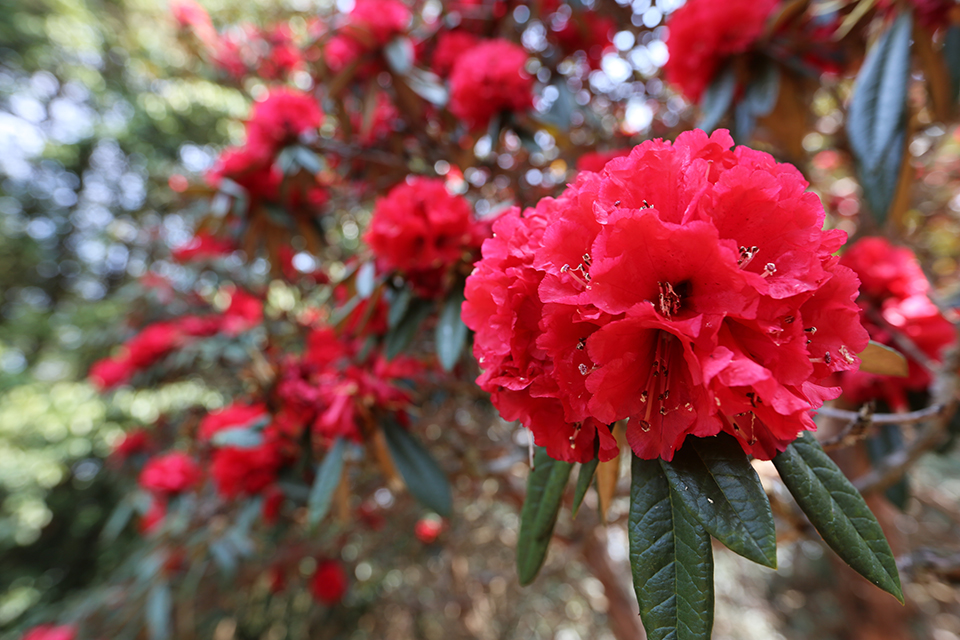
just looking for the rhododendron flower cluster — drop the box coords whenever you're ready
[463,129,869,463]
[664,0,779,103]
[206,87,325,209]
[310,559,349,605]
[838,237,956,409]
[171,231,236,262]
[449,39,533,130]
[365,177,487,297]
[277,328,425,441]
[139,452,202,495]
[325,0,412,75]
[89,289,263,389]
[198,402,287,498]
[20,624,77,640]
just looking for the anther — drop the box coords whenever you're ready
[576,337,587,351]
[824,351,831,365]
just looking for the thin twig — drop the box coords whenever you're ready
[853,347,960,494]
[819,402,875,451]
[816,403,945,426]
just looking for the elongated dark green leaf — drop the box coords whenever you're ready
[356,262,376,299]
[436,288,469,372]
[517,448,573,585]
[308,438,346,528]
[846,11,912,225]
[697,64,736,133]
[572,458,599,518]
[146,581,172,640]
[382,420,452,516]
[211,427,264,449]
[661,434,777,568]
[733,62,780,142]
[100,496,135,544]
[945,26,960,100]
[773,432,903,602]
[388,285,413,329]
[630,455,714,640]
[384,297,433,360]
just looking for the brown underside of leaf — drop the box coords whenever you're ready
[859,340,910,377]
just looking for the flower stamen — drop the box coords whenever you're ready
[737,245,758,269]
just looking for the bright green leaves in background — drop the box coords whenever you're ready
[518,430,903,640]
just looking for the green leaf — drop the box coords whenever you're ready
[382,420,452,516]
[572,458,599,518]
[308,438,346,528]
[846,11,912,225]
[356,262,376,300]
[210,427,264,449]
[435,288,469,372]
[733,62,780,142]
[945,26,960,100]
[384,297,433,360]
[697,64,736,133]
[383,37,414,74]
[100,496,135,544]
[629,455,714,640]
[388,285,413,329]
[404,67,449,107]
[146,581,172,640]
[772,432,903,602]
[661,434,777,568]
[517,448,573,585]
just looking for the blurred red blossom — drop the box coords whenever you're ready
[575,148,631,174]
[365,177,485,297]
[414,516,444,543]
[464,129,868,463]
[171,231,236,262]
[449,39,533,130]
[310,559,349,605]
[664,0,779,103]
[139,452,202,495]
[21,624,77,640]
[838,237,956,409]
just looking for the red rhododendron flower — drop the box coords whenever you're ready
[246,88,323,153]
[211,443,284,498]
[576,148,631,174]
[837,237,956,409]
[310,559,348,605]
[548,7,615,69]
[347,0,411,44]
[664,0,779,103]
[139,452,202,494]
[139,497,167,535]
[198,402,270,442]
[171,0,219,50]
[463,129,869,462]
[109,429,152,466]
[171,232,236,262]
[430,30,480,77]
[21,624,76,640]
[449,39,533,130]
[276,328,424,441]
[414,517,443,543]
[365,177,482,297]
[89,357,135,390]
[839,236,931,301]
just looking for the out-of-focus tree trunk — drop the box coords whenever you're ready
[581,527,647,640]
